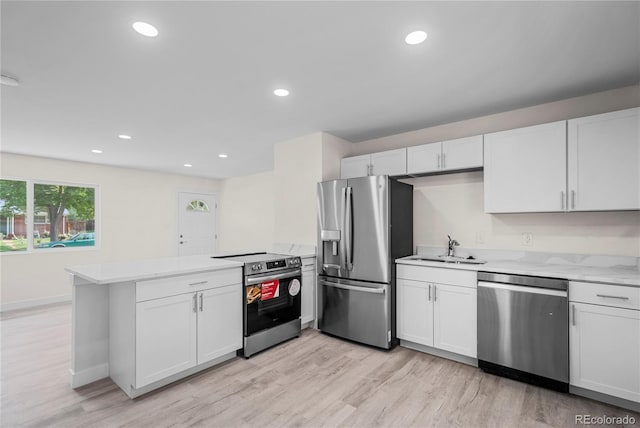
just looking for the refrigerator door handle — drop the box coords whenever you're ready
[345,186,354,271]
[321,279,386,294]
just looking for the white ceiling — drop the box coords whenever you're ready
[2,1,638,179]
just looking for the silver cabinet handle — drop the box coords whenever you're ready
[433,285,437,302]
[199,293,203,311]
[189,280,208,287]
[571,190,576,209]
[437,153,441,169]
[596,294,630,300]
[428,284,431,301]
[192,293,197,313]
[561,191,565,210]
[572,304,576,326]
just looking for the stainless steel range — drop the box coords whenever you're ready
[212,252,302,357]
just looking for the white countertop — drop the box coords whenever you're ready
[66,255,243,285]
[396,247,640,287]
[271,243,316,258]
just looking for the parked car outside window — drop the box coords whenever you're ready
[37,232,95,248]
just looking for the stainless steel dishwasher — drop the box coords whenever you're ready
[477,272,569,392]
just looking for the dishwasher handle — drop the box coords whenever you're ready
[478,281,567,297]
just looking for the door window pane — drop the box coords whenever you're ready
[0,179,27,252]
[187,199,210,212]
[34,184,95,249]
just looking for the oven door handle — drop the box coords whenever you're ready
[321,279,386,294]
[246,269,302,285]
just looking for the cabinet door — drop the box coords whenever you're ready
[442,135,483,171]
[570,302,640,402]
[484,121,567,213]
[397,279,433,346]
[433,283,477,358]
[197,285,243,364]
[341,154,370,179]
[407,142,441,174]
[301,268,316,325]
[568,107,640,211]
[370,148,407,176]
[136,293,197,388]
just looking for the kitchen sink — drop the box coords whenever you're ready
[407,255,487,265]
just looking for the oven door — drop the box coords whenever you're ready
[245,269,302,336]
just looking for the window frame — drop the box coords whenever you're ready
[0,177,100,255]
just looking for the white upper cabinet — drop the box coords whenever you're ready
[340,148,407,178]
[567,107,640,211]
[407,135,483,175]
[484,121,567,213]
[370,148,407,176]
[340,154,371,179]
[407,142,441,174]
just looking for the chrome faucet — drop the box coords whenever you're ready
[447,235,459,257]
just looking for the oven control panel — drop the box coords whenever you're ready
[247,256,301,274]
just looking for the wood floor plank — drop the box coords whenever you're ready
[2,303,639,427]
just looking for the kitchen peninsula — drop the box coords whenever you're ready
[66,256,243,398]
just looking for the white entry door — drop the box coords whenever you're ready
[178,192,217,256]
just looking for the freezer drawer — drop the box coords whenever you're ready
[477,281,569,383]
[318,276,391,349]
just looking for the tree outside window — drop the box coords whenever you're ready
[0,179,27,252]
[0,179,97,252]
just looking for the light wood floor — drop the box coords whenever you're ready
[2,303,639,428]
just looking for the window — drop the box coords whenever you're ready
[0,179,97,253]
[0,179,27,252]
[187,199,210,212]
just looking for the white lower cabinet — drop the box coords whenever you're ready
[197,285,243,363]
[569,282,640,403]
[397,279,433,345]
[136,293,197,387]
[135,284,242,389]
[396,264,477,359]
[433,283,477,357]
[109,268,243,397]
[301,257,316,327]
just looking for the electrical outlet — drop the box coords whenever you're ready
[522,232,533,246]
[475,232,485,244]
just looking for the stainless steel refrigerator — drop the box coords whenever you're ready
[316,175,413,349]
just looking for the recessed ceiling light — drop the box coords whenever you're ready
[273,88,289,97]
[133,21,158,37]
[0,74,19,87]
[405,30,428,45]
[184,163,193,168]
[218,154,228,158]
[91,149,103,154]
[118,134,132,140]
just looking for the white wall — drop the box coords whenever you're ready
[272,133,324,246]
[217,171,275,253]
[321,133,352,180]
[351,85,640,155]
[0,153,221,308]
[216,131,351,253]
[405,172,640,257]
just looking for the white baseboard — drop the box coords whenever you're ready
[1,294,71,312]
[70,364,110,388]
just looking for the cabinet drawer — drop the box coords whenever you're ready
[570,282,640,310]
[396,264,476,288]
[137,268,242,302]
[302,256,316,267]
